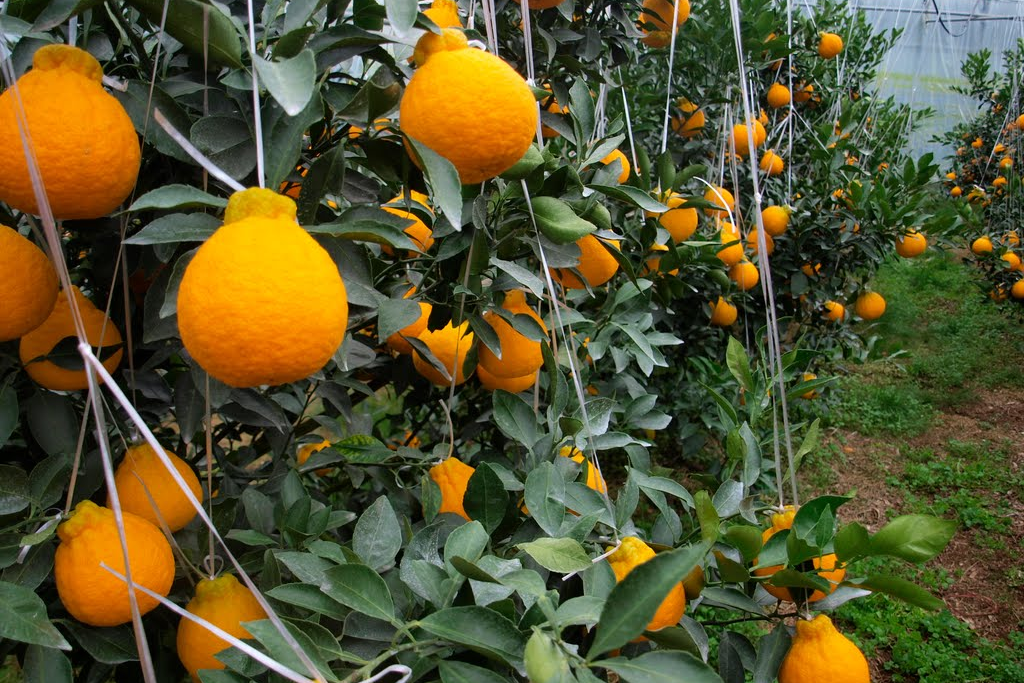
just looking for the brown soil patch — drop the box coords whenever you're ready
[813,386,1024,645]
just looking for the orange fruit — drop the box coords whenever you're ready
[478,290,547,379]
[412,319,475,386]
[823,300,845,322]
[381,206,434,254]
[177,189,348,388]
[19,286,123,391]
[560,445,607,495]
[638,0,690,48]
[800,263,822,278]
[0,45,140,219]
[971,236,993,255]
[778,615,870,683]
[747,229,774,256]
[607,537,685,633]
[854,292,886,320]
[895,230,927,258]
[766,83,790,109]
[731,121,767,156]
[759,149,784,176]
[657,193,698,242]
[717,226,744,267]
[704,186,735,216]
[950,186,962,197]
[297,439,334,476]
[109,443,203,533]
[601,149,631,183]
[176,574,268,683]
[0,224,58,341]
[710,297,738,327]
[386,287,433,355]
[753,506,845,603]
[670,98,705,137]
[55,500,174,627]
[401,29,536,184]
[971,137,983,149]
[1011,278,1024,299]
[793,82,814,103]
[1004,231,1021,247]
[800,372,819,400]
[990,287,1009,303]
[429,457,475,519]
[1001,252,1022,271]
[729,261,759,291]
[760,205,790,236]
[477,364,536,392]
[818,32,843,59]
[551,234,621,289]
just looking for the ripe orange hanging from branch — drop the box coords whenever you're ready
[109,443,203,532]
[401,29,536,184]
[0,224,58,341]
[0,45,140,219]
[176,188,348,388]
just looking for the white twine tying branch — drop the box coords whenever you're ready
[154,109,246,192]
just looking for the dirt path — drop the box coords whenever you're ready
[817,386,1024,644]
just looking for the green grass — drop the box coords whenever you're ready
[830,379,935,436]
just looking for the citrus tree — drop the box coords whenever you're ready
[0,1,955,682]
[938,40,1024,306]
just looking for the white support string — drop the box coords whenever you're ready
[153,110,246,192]
[658,0,684,155]
[245,0,266,188]
[725,0,799,507]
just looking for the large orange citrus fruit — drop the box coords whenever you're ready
[0,224,58,341]
[478,290,548,379]
[753,506,846,603]
[0,45,140,219]
[400,29,536,184]
[607,537,685,633]
[19,286,123,391]
[429,457,475,519]
[778,615,869,683]
[55,500,175,626]
[412,320,475,386]
[386,287,433,355]
[551,234,621,289]
[176,189,348,388]
[638,0,690,48]
[854,292,886,320]
[176,574,268,683]
[109,443,203,532]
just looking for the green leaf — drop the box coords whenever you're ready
[518,538,592,574]
[524,463,565,537]
[589,185,668,213]
[869,514,957,563]
[724,525,763,563]
[23,645,72,683]
[124,213,221,245]
[791,495,851,540]
[464,464,509,535]
[834,522,871,563]
[856,575,945,611]
[0,383,17,448]
[725,337,754,391]
[694,491,719,544]
[254,50,317,116]
[321,564,397,623]
[190,116,257,180]
[752,624,791,683]
[127,184,227,212]
[589,543,707,658]
[531,196,597,245]
[261,93,324,189]
[265,583,349,620]
[0,581,70,650]
[0,465,30,516]
[64,623,138,664]
[385,0,417,33]
[377,298,422,344]
[492,390,538,451]
[596,651,723,683]
[418,606,527,666]
[405,137,463,229]
[126,0,243,68]
[352,496,403,571]
[439,660,511,683]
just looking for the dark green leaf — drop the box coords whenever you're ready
[126,0,242,67]
[352,496,402,571]
[23,645,72,683]
[418,606,527,666]
[405,137,462,229]
[518,538,592,574]
[752,624,791,683]
[0,581,71,649]
[124,213,221,245]
[856,575,945,611]
[321,564,397,623]
[597,651,723,683]
[127,184,227,212]
[464,464,508,534]
[64,623,138,664]
[0,383,17,447]
[254,50,317,116]
[834,522,871,563]
[439,660,511,683]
